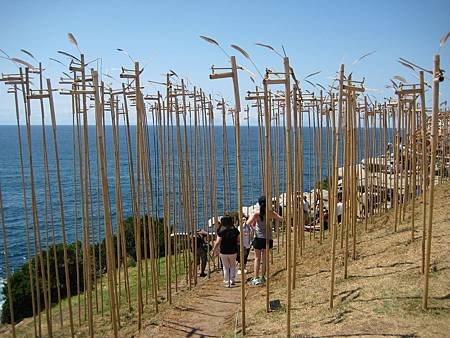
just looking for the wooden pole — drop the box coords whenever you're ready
[47,79,75,337]
[13,82,37,337]
[423,54,440,309]
[419,71,428,274]
[283,57,293,338]
[92,70,118,337]
[329,64,344,308]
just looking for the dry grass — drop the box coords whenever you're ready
[239,181,450,337]
[2,182,449,337]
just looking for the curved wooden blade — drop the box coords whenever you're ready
[399,57,432,74]
[393,75,407,83]
[49,58,66,67]
[352,50,376,65]
[304,70,321,79]
[200,35,219,46]
[398,60,416,72]
[230,44,250,60]
[20,49,36,61]
[255,42,283,58]
[390,79,398,89]
[57,50,80,62]
[68,33,80,53]
[304,79,316,88]
[440,31,450,49]
[0,48,10,59]
[10,57,35,69]
[316,83,327,91]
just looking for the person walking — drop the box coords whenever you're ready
[246,196,283,286]
[213,215,239,288]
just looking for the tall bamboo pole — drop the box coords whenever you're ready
[12,82,37,337]
[92,70,118,337]
[423,54,440,309]
[283,57,293,337]
[419,71,428,274]
[329,64,344,309]
[47,79,75,337]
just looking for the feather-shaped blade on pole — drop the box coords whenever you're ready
[230,44,250,60]
[254,42,284,58]
[231,44,263,78]
[10,57,35,69]
[316,83,327,91]
[304,70,321,79]
[200,35,230,58]
[68,33,81,53]
[390,79,398,90]
[20,49,37,61]
[397,60,416,72]
[439,31,450,49]
[399,57,432,74]
[0,49,10,59]
[49,58,66,67]
[304,79,316,88]
[169,69,179,78]
[57,50,81,62]
[393,75,407,83]
[352,50,376,65]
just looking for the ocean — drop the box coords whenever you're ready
[0,124,349,280]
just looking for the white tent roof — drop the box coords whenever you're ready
[207,216,222,228]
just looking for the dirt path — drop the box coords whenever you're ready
[139,272,243,337]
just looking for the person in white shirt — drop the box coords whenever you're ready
[237,215,252,274]
[336,198,343,224]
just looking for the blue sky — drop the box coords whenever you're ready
[0,0,449,125]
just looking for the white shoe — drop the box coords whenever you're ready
[237,269,242,275]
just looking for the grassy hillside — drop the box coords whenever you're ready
[238,181,450,337]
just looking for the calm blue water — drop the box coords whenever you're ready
[0,124,353,278]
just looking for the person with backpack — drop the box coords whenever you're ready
[246,196,283,286]
[213,215,240,287]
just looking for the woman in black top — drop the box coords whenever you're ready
[213,215,239,287]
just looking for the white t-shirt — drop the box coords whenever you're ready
[303,200,310,213]
[242,223,252,249]
[336,202,343,216]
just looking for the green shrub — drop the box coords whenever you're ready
[1,243,83,324]
[1,215,167,324]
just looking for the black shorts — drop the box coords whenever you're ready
[252,237,273,250]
